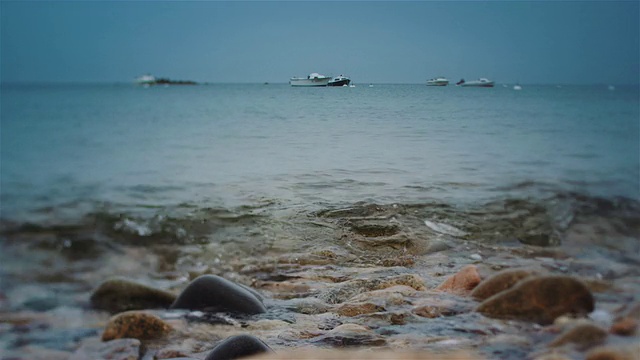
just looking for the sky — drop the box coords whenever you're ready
[1,1,638,85]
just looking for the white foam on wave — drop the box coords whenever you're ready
[424,220,467,237]
[114,218,153,236]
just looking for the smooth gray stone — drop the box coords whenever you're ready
[170,275,266,314]
[204,334,273,360]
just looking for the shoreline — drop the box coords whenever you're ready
[1,194,638,359]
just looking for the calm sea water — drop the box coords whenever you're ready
[1,83,638,220]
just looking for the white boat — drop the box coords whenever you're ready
[457,78,494,88]
[135,74,156,86]
[328,75,351,87]
[289,73,331,87]
[426,77,449,86]
[513,84,522,90]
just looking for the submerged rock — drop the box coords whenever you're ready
[471,268,540,301]
[335,302,385,317]
[90,277,177,313]
[251,349,482,359]
[170,275,266,314]
[254,280,313,299]
[350,222,400,237]
[319,274,426,304]
[435,265,482,296]
[312,323,386,347]
[70,338,140,360]
[476,275,594,325]
[518,232,559,247]
[549,322,607,350]
[585,344,639,360]
[610,317,637,336]
[349,285,417,305]
[412,294,473,318]
[102,311,173,341]
[204,334,273,360]
[285,297,332,315]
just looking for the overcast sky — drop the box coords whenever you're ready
[1,1,638,84]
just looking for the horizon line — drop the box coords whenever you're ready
[2,81,639,87]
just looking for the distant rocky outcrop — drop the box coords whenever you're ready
[136,74,198,85]
[154,78,198,85]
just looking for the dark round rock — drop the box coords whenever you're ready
[204,334,273,360]
[170,275,266,314]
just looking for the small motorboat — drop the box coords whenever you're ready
[290,73,332,87]
[328,75,351,87]
[426,77,449,86]
[457,78,494,87]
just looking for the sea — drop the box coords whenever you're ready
[1,83,638,218]
[0,82,639,358]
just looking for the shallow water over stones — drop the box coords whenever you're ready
[0,195,639,359]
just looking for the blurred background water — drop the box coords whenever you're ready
[1,83,638,220]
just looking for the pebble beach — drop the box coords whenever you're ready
[1,195,639,359]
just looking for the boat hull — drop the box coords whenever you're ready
[460,82,494,87]
[328,78,351,87]
[427,77,449,86]
[289,78,331,87]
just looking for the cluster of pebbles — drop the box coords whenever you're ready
[2,200,639,359]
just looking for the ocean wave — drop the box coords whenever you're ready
[1,190,637,253]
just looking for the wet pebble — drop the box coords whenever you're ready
[153,348,191,358]
[284,297,332,315]
[102,311,173,341]
[470,268,540,301]
[254,280,313,299]
[377,274,426,291]
[610,317,637,336]
[350,222,400,237]
[549,322,607,350]
[435,265,481,296]
[412,295,472,319]
[349,285,416,305]
[532,353,573,360]
[469,254,483,261]
[70,338,141,360]
[357,310,411,326]
[335,302,385,317]
[319,274,425,304]
[90,277,177,313]
[425,240,452,254]
[170,275,266,314]
[250,349,482,359]
[312,323,386,347]
[204,334,273,360]
[476,275,594,325]
[585,344,638,360]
